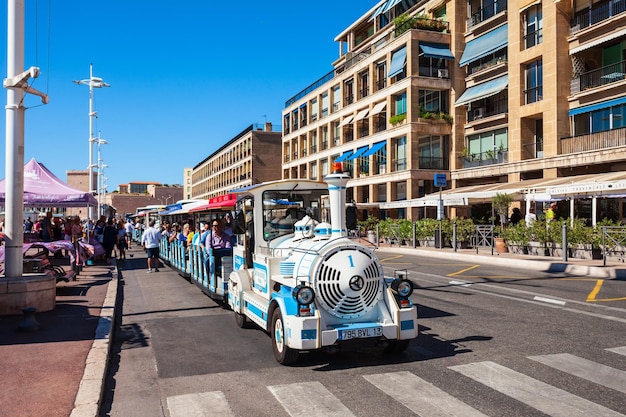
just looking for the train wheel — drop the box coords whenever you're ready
[234,311,247,328]
[271,308,298,365]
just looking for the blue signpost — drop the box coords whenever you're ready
[434,174,447,248]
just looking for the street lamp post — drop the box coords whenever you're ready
[166,194,172,205]
[96,136,108,217]
[74,64,109,221]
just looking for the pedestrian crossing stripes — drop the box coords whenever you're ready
[364,371,488,416]
[449,361,625,417]
[167,391,235,417]
[268,381,355,417]
[529,353,626,394]
[166,346,626,417]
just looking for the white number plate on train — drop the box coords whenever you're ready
[339,327,382,340]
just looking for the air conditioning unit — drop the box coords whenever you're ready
[473,108,485,119]
[437,69,449,78]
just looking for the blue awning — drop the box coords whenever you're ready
[369,2,388,21]
[383,0,402,12]
[420,43,454,60]
[459,24,508,67]
[455,75,508,106]
[347,146,369,160]
[362,141,387,157]
[388,46,407,78]
[335,150,354,162]
[568,96,626,116]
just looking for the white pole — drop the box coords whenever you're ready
[88,64,95,220]
[4,0,24,279]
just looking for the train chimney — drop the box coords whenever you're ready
[324,162,350,239]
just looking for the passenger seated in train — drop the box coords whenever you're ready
[204,218,232,276]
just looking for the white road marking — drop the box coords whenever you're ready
[606,346,626,356]
[268,381,355,417]
[533,296,566,305]
[529,353,626,394]
[364,371,488,417]
[450,361,625,417]
[167,391,235,417]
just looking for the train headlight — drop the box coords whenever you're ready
[293,285,315,306]
[391,278,414,298]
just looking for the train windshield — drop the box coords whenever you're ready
[262,189,327,241]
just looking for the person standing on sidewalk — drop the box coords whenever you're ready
[141,220,162,273]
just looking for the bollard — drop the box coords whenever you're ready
[17,307,40,332]
[453,221,457,253]
[562,222,568,262]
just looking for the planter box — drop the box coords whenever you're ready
[507,244,528,255]
[572,245,602,260]
[528,241,550,256]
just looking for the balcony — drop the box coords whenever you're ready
[571,0,626,33]
[460,149,508,168]
[418,156,448,170]
[571,60,626,94]
[395,15,450,37]
[560,127,626,154]
[467,0,508,29]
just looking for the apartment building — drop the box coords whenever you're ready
[282,0,626,224]
[191,123,282,200]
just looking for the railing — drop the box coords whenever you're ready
[395,17,449,37]
[522,141,544,159]
[524,86,542,104]
[468,55,507,76]
[575,60,626,93]
[394,158,407,171]
[419,156,448,170]
[467,96,508,122]
[285,69,336,107]
[460,149,508,168]
[560,127,626,154]
[524,28,542,49]
[376,79,386,91]
[571,0,626,32]
[360,87,369,98]
[418,65,450,78]
[467,0,508,29]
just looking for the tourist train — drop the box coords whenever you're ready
[139,163,418,365]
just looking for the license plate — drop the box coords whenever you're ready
[339,327,382,340]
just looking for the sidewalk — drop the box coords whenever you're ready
[0,258,118,417]
[0,243,624,417]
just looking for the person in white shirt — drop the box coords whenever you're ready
[141,220,162,273]
[124,220,135,248]
[525,207,537,228]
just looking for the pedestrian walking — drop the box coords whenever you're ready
[141,220,162,273]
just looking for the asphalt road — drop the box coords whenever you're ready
[100,250,626,417]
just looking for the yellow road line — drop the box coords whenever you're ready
[586,279,604,302]
[588,296,626,302]
[448,264,479,277]
[379,255,404,263]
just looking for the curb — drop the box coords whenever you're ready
[69,266,118,417]
[375,246,618,279]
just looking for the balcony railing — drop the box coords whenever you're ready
[460,149,508,168]
[393,158,407,171]
[560,127,626,154]
[571,0,626,33]
[467,0,508,29]
[572,60,626,94]
[395,16,450,37]
[467,96,508,122]
[419,156,448,170]
[522,141,544,159]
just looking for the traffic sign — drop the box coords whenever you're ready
[434,173,447,187]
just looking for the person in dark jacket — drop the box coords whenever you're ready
[102,219,119,264]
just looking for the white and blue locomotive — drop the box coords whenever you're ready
[227,163,418,364]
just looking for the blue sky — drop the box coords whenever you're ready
[0,1,374,190]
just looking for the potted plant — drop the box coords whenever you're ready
[415,218,439,247]
[499,222,530,254]
[452,217,475,248]
[389,113,407,126]
[492,193,513,252]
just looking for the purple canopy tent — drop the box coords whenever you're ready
[0,158,97,207]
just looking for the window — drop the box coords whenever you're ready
[284,113,290,134]
[332,85,341,111]
[534,119,543,158]
[292,109,298,131]
[374,144,387,174]
[311,98,318,121]
[389,46,407,80]
[321,93,329,118]
[321,159,329,177]
[345,79,354,105]
[466,128,508,160]
[394,136,407,171]
[300,104,307,128]
[418,90,449,113]
[525,59,542,104]
[418,136,447,170]
[376,62,387,91]
[394,92,407,115]
[524,4,542,49]
[310,161,317,180]
[360,70,369,98]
